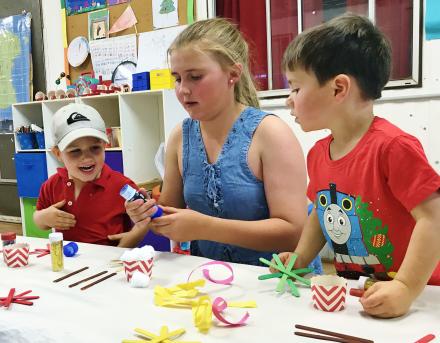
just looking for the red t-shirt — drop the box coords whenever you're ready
[307,117,440,285]
[37,164,137,245]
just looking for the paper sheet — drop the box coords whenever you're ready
[136,25,186,73]
[152,0,179,29]
[89,34,137,81]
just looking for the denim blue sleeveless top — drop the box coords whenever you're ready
[182,106,274,265]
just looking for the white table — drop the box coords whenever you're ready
[1,237,439,343]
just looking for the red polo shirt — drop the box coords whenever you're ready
[36,164,137,245]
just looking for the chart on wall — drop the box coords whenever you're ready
[0,13,31,133]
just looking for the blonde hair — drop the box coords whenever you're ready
[168,18,259,108]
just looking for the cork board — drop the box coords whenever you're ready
[66,0,190,81]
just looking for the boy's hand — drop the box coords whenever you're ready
[125,188,156,228]
[108,224,150,248]
[269,252,293,273]
[360,279,414,318]
[41,200,76,230]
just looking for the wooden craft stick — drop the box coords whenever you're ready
[80,272,117,291]
[53,266,89,283]
[4,288,15,309]
[295,325,374,343]
[295,331,353,343]
[68,271,108,288]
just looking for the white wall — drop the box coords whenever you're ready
[42,0,440,173]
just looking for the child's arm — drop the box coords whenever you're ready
[33,199,76,230]
[270,208,326,273]
[361,192,440,318]
[108,223,150,248]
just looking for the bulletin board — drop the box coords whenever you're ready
[65,0,191,82]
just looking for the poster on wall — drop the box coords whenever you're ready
[89,34,137,81]
[107,0,129,5]
[88,9,110,41]
[136,25,186,73]
[152,0,179,29]
[65,0,107,16]
[0,13,31,133]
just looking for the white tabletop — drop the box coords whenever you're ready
[0,237,439,343]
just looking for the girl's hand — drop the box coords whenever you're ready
[125,188,156,228]
[360,279,414,318]
[150,206,206,242]
[41,200,76,230]
[269,252,293,273]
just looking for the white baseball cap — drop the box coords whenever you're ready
[52,103,109,151]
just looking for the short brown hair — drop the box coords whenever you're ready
[282,13,391,100]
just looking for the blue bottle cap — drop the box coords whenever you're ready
[63,241,78,257]
[151,206,163,219]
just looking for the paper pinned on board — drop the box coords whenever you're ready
[136,25,186,73]
[152,0,179,29]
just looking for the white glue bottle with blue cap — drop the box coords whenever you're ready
[120,184,163,219]
[120,184,190,254]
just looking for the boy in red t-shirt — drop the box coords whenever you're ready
[34,103,152,247]
[273,13,440,318]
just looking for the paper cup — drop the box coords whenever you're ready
[311,275,347,312]
[123,258,153,282]
[3,243,30,268]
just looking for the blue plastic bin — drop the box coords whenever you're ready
[16,132,36,150]
[35,132,45,149]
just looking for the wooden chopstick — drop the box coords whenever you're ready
[80,272,117,291]
[53,267,89,283]
[295,325,374,343]
[68,271,108,288]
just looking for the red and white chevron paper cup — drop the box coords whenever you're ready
[311,275,347,312]
[3,243,30,268]
[123,258,154,282]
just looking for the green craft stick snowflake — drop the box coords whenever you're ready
[258,253,312,297]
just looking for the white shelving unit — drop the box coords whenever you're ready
[12,90,188,236]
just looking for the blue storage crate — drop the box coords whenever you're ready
[105,151,123,173]
[15,153,48,197]
[132,72,150,91]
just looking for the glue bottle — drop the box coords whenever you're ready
[358,276,379,290]
[49,232,64,272]
[120,184,190,254]
[120,184,163,219]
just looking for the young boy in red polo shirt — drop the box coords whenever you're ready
[273,13,440,318]
[34,103,151,247]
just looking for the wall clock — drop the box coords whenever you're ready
[67,36,90,68]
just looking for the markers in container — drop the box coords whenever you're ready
[1,232,16,262]
[120,184,163,219]
[49,232,64,272]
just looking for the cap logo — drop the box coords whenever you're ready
[67,112,90,125]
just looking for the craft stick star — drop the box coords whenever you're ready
[0,289,39,308]
[258,253,312,297]
[29,244,51,258]
[122,325,200,343]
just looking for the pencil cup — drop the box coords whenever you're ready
[311,275,347,312]
[123,258,153,282]
[3,243,30,268]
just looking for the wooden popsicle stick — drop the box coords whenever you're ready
[68,271,108,288]
[53,267,89,283]
[80,272,117,291]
